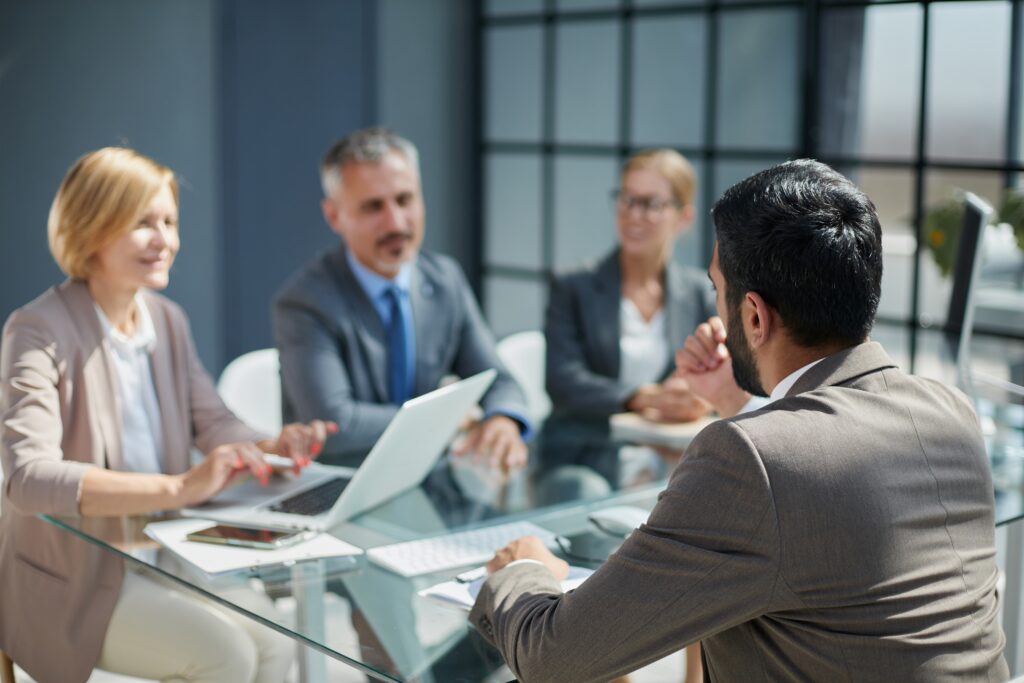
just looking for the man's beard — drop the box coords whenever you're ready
[725,305,768,397]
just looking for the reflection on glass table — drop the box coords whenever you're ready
[42,385,1024,681]
[42,418,681,683]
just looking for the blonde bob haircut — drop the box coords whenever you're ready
[48,147,177,279]
[621,149,696,208]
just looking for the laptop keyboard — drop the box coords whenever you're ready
[269,477,350,516]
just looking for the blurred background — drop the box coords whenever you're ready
[2,0,1022,373]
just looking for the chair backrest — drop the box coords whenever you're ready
[216,348,282,435]
[495,330,551,423]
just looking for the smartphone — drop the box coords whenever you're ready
[185,524,311,550]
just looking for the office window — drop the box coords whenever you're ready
[819,5,922,160]
[919,170,1005,326]
[716,9,801,151]
[552,155,619,270]
[852,167,916,321]
[556,0,621,10]
[926,1,1011,162]
[630,15,707,148]
[485,154,543,270]
[477,0,1024,350]
[485,0,544,16]
[485,26,543,142]
[554,21,621,145]
[672,159,708,271]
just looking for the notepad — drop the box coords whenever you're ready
[145,518,363,579]
[419,566,594,611]
[609,413,717,448]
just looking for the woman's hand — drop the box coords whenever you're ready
[258,420,339,473]
[177,442,273,507]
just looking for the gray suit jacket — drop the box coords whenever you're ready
[471,342,1008,682]
[545,249,715,417]
[273,246,529,460]
[0,280,265,683]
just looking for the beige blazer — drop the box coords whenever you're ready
[471,342,1009,682]
[0,279,266,683]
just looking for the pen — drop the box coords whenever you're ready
[455,566,488,583]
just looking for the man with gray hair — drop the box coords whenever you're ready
[273,127,531,468]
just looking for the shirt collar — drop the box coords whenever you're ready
[94,293,157,353]
[345,248,414,301]
[769,357,825,401]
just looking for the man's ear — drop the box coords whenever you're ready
[321,197,345,238]
[743,291,774,349]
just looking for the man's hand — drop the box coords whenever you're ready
[676,316,728,373]
[454,415,527,474]
[486,536,569,581]
[259,420,339,474]
[674,317,750,418]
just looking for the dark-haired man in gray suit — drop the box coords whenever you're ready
[471,160,1008,681]
[274,128,530,468]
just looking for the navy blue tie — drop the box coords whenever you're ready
[383,286,409,404]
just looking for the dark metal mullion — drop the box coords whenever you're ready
[619,1,633,169]
[469,0,484,296]
[702,0,720,265]
[801,0,822,158]
[909,1,932,372]
[1006,0,1022,193]
[542,0,557,284]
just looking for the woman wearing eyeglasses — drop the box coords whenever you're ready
[545,149,715,426]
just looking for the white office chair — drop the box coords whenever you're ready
[495,331,551,424]
[216,348,282,435]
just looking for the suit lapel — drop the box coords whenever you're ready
[143,293,189,474]
[57,280,123,470]
[330,247,389,401]
[409,262,444,396]
[591,251,623,378]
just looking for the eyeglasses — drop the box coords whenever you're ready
[611,190,682,218]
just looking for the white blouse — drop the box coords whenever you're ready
[618,297,668,388]
[94,296,164,474]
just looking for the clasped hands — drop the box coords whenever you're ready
[178,420,338,506]
[486,316,748,579]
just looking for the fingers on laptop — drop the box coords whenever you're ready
[228,443,271,486]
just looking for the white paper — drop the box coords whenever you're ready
[419,566,594,611]
[609,413,717,448]
[144,518,363,578]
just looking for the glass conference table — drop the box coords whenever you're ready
[42,330,1024,682]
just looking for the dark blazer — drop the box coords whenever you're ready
[471,342,1009,682]
[545,249,715,417]
[273,245,528,460]
[0,280,265,683]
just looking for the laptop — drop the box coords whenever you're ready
[182,369,496,532]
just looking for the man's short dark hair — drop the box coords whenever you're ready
[712,159,883,348]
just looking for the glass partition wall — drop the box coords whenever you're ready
[476,0,1024,370]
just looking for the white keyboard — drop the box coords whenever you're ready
[366,521,559,577]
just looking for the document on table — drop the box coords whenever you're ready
[145,518,363,579]
[420,566,594,611]
[609,412,717,448]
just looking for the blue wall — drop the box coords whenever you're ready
[0,0,380,372]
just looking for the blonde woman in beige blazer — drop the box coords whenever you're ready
[0,148,336,683]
